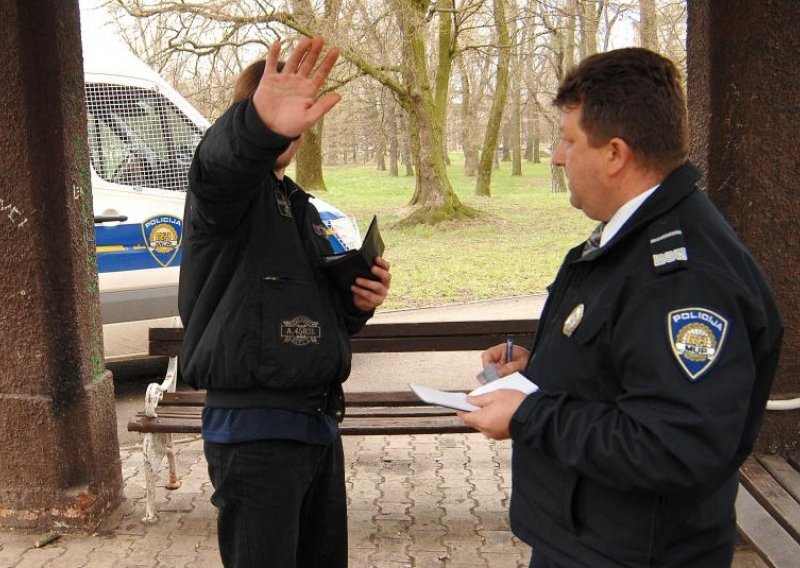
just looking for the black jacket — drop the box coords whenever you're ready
[178,100,371,416]
[511,163,783,567]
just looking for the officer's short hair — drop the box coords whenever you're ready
[554,48,689,175]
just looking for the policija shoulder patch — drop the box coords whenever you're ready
[667,308,729,382]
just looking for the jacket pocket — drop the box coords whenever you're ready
[513,448,580,532]
[258,274,340,388]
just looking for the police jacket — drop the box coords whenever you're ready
[178,100,371,416]
[511,163,783,567]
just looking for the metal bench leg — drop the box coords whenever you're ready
[142,431,182,524]
[165,435,181,490]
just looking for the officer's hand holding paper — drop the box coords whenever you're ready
[410,372,538,412]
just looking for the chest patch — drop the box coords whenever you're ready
[281,315,321,346]
[667,308,729,381]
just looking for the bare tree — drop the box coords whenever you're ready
[639,0,658,49]
[474,0,511,196]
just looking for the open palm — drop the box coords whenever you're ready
[253,36,341,139]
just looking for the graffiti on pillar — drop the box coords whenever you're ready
[0,196,29,229]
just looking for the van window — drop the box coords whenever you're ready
[85,83,203,192]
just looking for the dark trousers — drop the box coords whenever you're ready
[205,436,347,568]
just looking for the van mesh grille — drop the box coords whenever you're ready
[84,83,203,192]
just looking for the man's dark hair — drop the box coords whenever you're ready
[554,47,689,175]
[232,59,285,104]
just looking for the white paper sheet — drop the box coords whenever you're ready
[409,372,538,412]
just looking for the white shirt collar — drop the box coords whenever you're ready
[599,184,660,247]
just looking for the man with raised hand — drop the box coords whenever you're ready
[179,37,391,568]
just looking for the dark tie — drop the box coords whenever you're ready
[582,222,605,256]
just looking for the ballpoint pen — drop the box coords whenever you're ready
[506,338,514,364]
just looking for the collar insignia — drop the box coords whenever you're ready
[668,308,729,381]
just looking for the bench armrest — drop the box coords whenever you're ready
[144,316,182,418]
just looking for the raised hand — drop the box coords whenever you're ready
[253,36,341,138]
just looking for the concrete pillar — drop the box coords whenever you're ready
[688,1,800,452]
[0,0,122,529]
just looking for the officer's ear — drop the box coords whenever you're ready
[605,137,633,177]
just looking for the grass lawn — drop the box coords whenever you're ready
[293,155,594,311]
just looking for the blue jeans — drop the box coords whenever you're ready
[205,436,347,568]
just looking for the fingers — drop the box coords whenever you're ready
[263,40,283,81]
[351,278,387,309]
[305,93,342,125]
[373,256,391,271]
[310,47,340,89]
[297,36,324,76]
[481,343,505,368]
[282,36,312,73]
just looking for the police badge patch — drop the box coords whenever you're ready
[667,308,729,382]
[141,215,183,267]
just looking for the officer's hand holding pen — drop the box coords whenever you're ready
[477,338,530,384]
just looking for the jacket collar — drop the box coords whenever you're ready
[577,161,701,261]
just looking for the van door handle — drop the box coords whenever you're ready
[94,215,129,224]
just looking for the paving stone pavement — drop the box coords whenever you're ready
[0,433,769,568]
[0,434,531,568]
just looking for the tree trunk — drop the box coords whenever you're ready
[475,0,511,197]
[388,99,399,177]
[510,37,522,177]
[458,57,479,177]
[579,0,600,59]
[501,121,511,161]
[639,0,658,50]
[528,99,541,164]
[395,0,463,219]
[511,84,522,176]
[295,119,327,192]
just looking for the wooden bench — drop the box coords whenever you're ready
[127,318,800,564]
[736,453,800,564]
[127,317,537,522]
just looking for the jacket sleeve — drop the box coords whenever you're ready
[510,267,781,496]
[188,100,294,232]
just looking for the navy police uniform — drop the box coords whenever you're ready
[512,162,783,567]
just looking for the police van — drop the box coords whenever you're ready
[81,3,359,357]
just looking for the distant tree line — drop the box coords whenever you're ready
[111,0,686,224]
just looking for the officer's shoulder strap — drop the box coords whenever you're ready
[647,217,689,274]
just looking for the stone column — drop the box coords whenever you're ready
[0,0,122,529]
[688,1,800,452]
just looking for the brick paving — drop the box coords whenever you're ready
[0,434,530,568]
[0,434,767,567]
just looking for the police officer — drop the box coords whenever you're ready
[179,38,391,567]
[459,48,783,567]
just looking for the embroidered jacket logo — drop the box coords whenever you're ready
[281,315,321,346]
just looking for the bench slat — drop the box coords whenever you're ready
[342,415,472,435]
[128,412,472,436]
[129,404,461,423]
[736,483,800,565]
[149,320,539,357]
[740,457,800,543]
[155,390,470,408]
[757,455,800,504]
[148,320,538,342]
